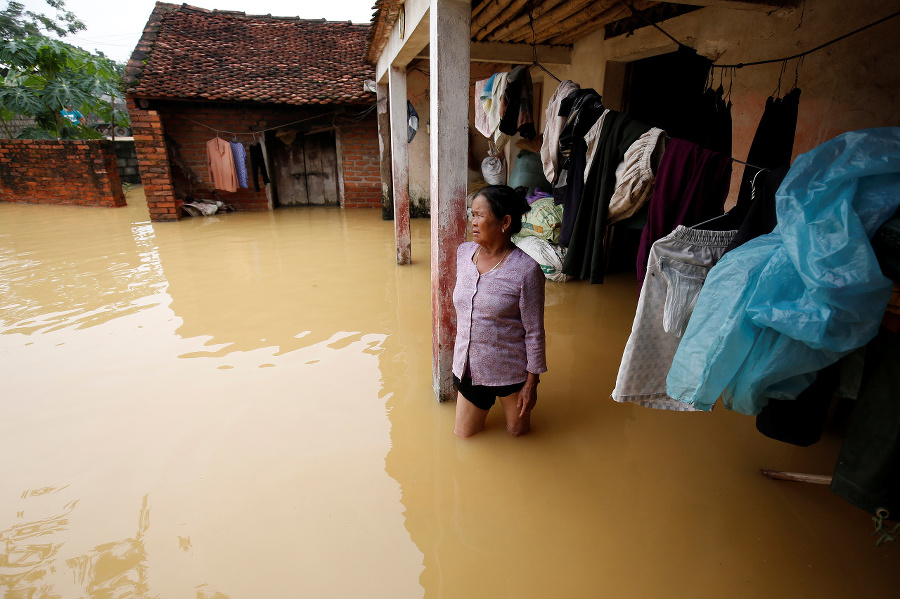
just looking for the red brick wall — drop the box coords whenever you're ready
[127,98,177,220]
[156,101,288,212]
[0,139,125,208]
[340,118,382,208]
[126,98,380,220]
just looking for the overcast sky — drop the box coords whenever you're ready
[15,0,376,62]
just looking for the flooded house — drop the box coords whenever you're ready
[2,0,900,597]
[367,0,900,405]
[122,2,383,221]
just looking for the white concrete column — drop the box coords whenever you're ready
[376,82,394,220]
[430,0,470,402]
[389,66,411,265]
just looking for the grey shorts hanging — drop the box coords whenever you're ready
[612,225,736,411]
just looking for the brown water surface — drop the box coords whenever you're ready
[1,188,897,598]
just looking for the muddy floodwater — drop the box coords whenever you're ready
[1,187,898,598]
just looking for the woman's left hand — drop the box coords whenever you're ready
[517,373,540,418]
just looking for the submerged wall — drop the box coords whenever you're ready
[0,139,125,208]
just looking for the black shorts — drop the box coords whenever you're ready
[453,375,526,411]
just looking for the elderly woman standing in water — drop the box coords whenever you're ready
[452,185,547,437]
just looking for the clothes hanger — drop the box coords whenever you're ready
[531,61,561,83]
[691,208,745,232]
[691,166,769,231]
[732,157,769,172]
[526,3,561,84]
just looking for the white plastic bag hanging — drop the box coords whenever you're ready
[481,141,506,185]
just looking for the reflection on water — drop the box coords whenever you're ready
[66,495,152,599]
[1,188,898,598]
[0,488,155,599]
[0,486,74,597]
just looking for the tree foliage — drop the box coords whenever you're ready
[0,1,128,139]
[0,1,84,39]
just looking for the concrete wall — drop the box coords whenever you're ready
[0,139,126,207]
[404,61,569,213]
[0,116,37,139]
[569,0,900,205]
[406,65,432,216]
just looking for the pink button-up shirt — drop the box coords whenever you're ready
[452,241,547,386]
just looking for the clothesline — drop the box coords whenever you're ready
[616,0,900,70]
[171,104,377,139]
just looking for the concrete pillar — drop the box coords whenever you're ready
[376,83,394,221]
[388,66,411,265]
[430,0,470,402]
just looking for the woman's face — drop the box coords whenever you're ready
[471,195,510,247]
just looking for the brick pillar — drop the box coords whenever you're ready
[430,0,470,402]
[126,98,178,221]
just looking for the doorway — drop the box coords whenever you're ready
[605,47,714,274]
[267,129,340,206]
[622,46,713,145]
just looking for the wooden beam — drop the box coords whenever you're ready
[485,0,568,42]
[430,0,470,403]
[474,0,530,40]
[506,0,601,43]
[463,41,571,64]
[541,3,633,45]
[472,0,491,21]
[470,0,516,36]
[388,66,411,265]
[413,41,571,64]
[760,470,833,485]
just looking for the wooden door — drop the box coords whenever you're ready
[269,129,339,207]
[304,131,338,205]
[269,130,309,207]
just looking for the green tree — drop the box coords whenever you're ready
[0,0,84,39]
[0,1,128,139]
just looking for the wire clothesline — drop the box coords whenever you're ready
[616,1,900,70]
[172,104,377,139]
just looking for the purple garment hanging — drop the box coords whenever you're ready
[230,141,248,189]
[636,138,732,283]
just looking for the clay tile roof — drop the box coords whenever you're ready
[365,0,401,65]
[123,2,375,106]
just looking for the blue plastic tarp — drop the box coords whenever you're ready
[666,127,900,414]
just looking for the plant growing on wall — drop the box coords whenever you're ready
[0,0,129,139]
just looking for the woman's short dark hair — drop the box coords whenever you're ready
[476,185,531,236]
